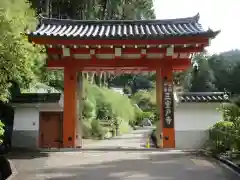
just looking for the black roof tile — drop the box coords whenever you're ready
[10,93,61,104]
[28,14,219,40]
[179,92,229,103]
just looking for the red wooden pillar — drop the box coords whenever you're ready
[63,67,78,148]
[156,70,163,148]
[75,72,83,148]
[161,67,175,148]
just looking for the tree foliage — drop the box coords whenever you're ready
[184,54,216,92]
[178,50,240,94]
[30,0,155,20]
[0,0,45,101]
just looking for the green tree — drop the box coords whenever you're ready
[184,54,216,92]
[131,90,156,111]
[208,55,233,93]
[208,50,240,94]
[0,0,44,101]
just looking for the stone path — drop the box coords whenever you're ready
[84,126,154,149]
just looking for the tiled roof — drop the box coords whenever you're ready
[178,92,230,103]
[10,93,61,104]
[28,14,219,40]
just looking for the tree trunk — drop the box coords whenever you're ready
[101,0,108,20]
[90,72,95,84]
[45,0,50,17]
[102,72,107,87]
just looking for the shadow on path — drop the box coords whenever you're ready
[6,148,49,160]
[29,153,239,180]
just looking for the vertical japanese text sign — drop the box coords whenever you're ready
[162,80,174,128]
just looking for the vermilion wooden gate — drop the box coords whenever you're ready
[28,13,219,148]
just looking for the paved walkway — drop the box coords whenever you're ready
[8,127,240,180]
[9,151,240,180]
[84,126,154,149]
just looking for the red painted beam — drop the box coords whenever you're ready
[81,67,154,71]
[47,46,204,55]
[47,58,191,69]
[30,36,210,46]
[85,67,186,71]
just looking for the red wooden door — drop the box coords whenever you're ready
[39,112,63,148]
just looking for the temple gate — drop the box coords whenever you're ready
[27,13,219,148]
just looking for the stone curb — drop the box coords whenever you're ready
[39,148,201,153]
[200,150,240,176]
[216,155,240,174]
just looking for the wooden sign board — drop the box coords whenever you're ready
[162,81,174,128]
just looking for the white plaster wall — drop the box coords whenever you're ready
[13,103,63,131]
[13,108,39,131]
[12,104,62,148]
[175,103,223,131]
[12,107,39,148]
[174,103,223,149]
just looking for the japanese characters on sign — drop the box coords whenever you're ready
[163,81,174,128]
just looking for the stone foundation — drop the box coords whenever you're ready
[12,130,38,149]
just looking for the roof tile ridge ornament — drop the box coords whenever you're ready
[193,13,200,22]
[223,89,230,100]
[207,27,221,35]
[204,24,221,37]
[193,13,221,38]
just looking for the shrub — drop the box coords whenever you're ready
[135,111,154,125]
[123,86,132,95]
[209,121,235,153]
[208,121,240,153]
[131,90,156,112]
[142,111,154,119]
[221,103,240,150]
[90,119,107,140]
[206,101,240,154]
[96,100,113,120]
[221,103,240,124]
[82,118,92,139]
[82,98,96,120]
